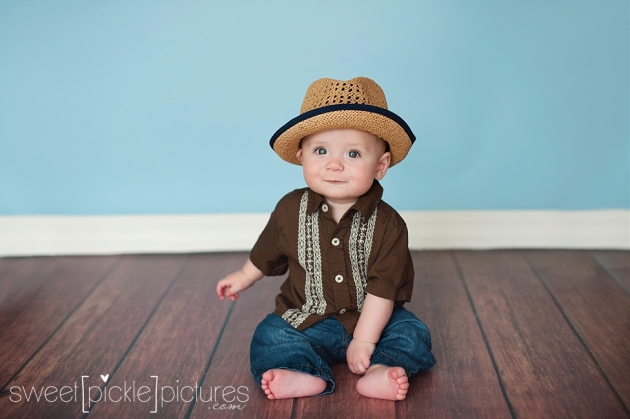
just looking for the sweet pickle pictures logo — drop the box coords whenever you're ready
[10,374,249,413]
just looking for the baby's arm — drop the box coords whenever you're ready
[347,293,394,374]
[216,258,264,301]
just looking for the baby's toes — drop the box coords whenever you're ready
[389,367,407,381]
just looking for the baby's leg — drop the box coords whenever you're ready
[356,364,409,400]
[355,307,435,400]
[250,314,335,399]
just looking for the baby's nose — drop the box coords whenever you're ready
[326,157,343,170]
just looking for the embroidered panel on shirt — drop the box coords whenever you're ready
[281,308,310,328]
[283,191,326,328]
[349,207,378,311]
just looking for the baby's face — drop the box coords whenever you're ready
[296,129,391,206]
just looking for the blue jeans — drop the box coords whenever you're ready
[249,307,436,395]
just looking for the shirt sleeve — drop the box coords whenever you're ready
[364,218,414,302]
[249,206,289,277]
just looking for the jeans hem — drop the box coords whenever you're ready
[370,351,436,378]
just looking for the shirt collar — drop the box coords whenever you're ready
[306,180,383,217]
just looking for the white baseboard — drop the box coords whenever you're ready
[400,209,628,250]
[0,210,627,256]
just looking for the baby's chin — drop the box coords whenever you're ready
[306,183,354,197]
[308,178,374,195]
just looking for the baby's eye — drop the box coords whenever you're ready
[348,150,360,158]
[315,147,327,155]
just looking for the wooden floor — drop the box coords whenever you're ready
[0,251,628,419]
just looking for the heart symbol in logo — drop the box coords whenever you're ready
[101,374,109,383]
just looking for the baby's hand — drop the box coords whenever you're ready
[216,270,256,301]
[346,339,376,375]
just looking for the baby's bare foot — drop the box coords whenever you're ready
[356,365,409,401]
[260,369,327,400]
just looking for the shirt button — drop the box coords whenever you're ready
[331,238,340,246]
[335,275,343,283]
[322,204,329,212]
[339,308,346,314]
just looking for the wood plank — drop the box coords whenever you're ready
[87,253,244,418]
[0,257,54,306]
[0,256,119,388]
[0,254,188,419]
[524,250,630,411]
[292,363,395,419]
[188,264,292,419]
[591,250,630,295]
[454,250,628,419]
[1,251,626,419]
[398,251,512,419]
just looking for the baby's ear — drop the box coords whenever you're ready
[375,152,391,180]
[296,148,303,163]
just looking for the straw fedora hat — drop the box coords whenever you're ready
[269,77,416,167]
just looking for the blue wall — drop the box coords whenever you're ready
[1,0,628,214]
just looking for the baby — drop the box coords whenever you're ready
[217,77,435,401]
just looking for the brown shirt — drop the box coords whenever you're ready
[249,180,414,334]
